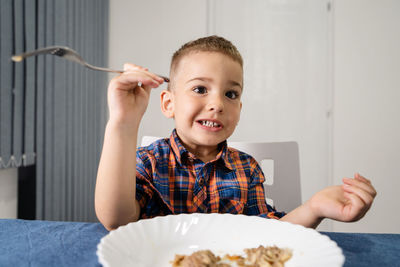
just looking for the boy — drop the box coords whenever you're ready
[95,36,376,231]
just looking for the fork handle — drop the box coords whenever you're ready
[84,63,169,82]
[83,63,123,73]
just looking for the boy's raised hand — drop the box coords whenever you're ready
[107,63,164,125]
[308,173,377,223]
[96,63,164,229]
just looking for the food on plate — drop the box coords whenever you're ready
[171,245,292,267]
[172,250,227,267]
[242,245,292,267]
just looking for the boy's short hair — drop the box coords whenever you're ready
[168,35,243,89]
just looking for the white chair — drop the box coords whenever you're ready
[141,136,164,147]
[227,141,301,212]
[141,136,301,213]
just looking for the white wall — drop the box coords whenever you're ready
[109,0,399,233]
[209,0,333,232]
[0,168,18,219]
[108,0,208,140]
[331,0,400,233]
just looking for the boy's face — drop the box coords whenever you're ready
[161,51,243,152]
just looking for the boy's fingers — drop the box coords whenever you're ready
[111,77,154,92]
[343,191,364,210]
[343,192,368,221]
[141,83,154,93]
[354,173,371,184]
[342,183,375,207]
[116,71,162,89]
[124,69,164,85]
[343,177,377,198]
[123,63,164,84]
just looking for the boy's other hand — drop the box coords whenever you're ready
[107,63,164,126]
[308,173,377,223]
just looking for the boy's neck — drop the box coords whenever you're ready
[187,145,220,163]
[176,134,222,163]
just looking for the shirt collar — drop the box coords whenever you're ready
[169,129,233,170]
[170,129,189,165]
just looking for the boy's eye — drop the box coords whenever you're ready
[225,90,240,99]
[193,86,207,94]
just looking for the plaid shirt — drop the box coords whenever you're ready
[136,129,285,219]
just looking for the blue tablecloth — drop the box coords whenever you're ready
[1,219,399,266]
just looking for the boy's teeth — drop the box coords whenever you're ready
[201,120,220,127]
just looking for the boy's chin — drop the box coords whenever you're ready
[177,128,231,147]
[192,136,227,147]
[181,136,222,148]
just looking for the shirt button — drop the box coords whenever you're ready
[198,179,204,186]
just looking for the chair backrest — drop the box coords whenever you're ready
[141,136,163,147]
[227,141,301,212]
[140,136,301,213]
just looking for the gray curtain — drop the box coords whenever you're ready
[0,0,109,222]
[0,0,35,168]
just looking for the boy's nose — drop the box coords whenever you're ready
[207,96,224,113]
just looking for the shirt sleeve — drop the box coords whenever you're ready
[246,158,286,219]
[135,149,155,211]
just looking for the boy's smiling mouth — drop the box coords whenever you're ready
[197,119,223,130]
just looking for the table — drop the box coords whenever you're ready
[1,219,399,266]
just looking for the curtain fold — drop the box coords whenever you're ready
[0,0,14,168]
[0,0,109,222]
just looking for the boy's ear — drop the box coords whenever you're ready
[160,90,174,118]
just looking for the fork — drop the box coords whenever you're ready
[11,45,170,82]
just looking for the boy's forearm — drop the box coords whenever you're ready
[279,200,323,229]
[95,120,141,230]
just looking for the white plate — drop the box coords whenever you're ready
[97,213,344,267]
